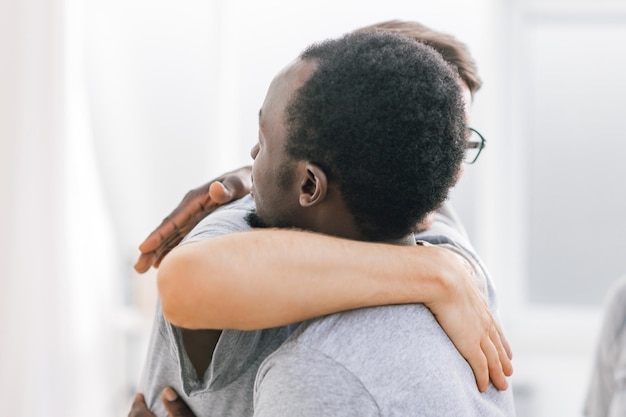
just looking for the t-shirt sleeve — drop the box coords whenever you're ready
[253,346,380,417]
[433,200,470,241]
[416,201,471,249]
[141,195,255,405]
[181,194,254,244]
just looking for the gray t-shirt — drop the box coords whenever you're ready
[140,198,513,416]
[139,195,292,417]
[253,203,516,416]
[254,303,514,416]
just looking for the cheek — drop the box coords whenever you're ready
[251,152,267,186]
[250,162,272,205]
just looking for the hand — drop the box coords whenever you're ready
[134,166,252,273]
[128,388,196,417]
[422,245,513,392]
[128,393,155,417]
[160,387,196,417]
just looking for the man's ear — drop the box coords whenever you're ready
[298,162,327,207]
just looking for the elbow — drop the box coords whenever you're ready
[157,246,212,329]
[157,243,223,329]
[157,251,189,327]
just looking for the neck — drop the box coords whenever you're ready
[385,234,416,246]
[308,204,415,247]
[306,186,361,240]
[298,185,415,245]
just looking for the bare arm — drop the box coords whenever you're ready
[159,230,458,329]
[135,168,512,391]
[158,228,512,391]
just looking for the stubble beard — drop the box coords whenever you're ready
[245,210,270,229]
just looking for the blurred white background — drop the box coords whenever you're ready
[1,0,625,416]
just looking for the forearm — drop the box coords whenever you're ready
[158,229,451,330]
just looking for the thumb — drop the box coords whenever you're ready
[208,181,234,204]
[161,387,196,417]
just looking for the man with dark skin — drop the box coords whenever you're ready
[134,20,485,273]
[129,20,512,416]
[134,19,510,389]
[128,29,514,416]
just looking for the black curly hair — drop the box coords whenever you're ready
[284,31,466,241]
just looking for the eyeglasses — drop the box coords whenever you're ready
[464,127,486,164]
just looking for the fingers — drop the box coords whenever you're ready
[161,387,196,417]
[467,328,510,393]
[134,252,157,273]
[477,321,513,392]
[134,223,184,273]
[135,207,208,272]
[128,393,155,417]
[138,220,175,254]
[208,181,233,204]
[494,326,514,376]
[467,348,490,393]
[153,226,188,265]
[500,326,513,361]
[482,335,508,392]
[153,208,212,267]
[135,190,216,272]
[214,176,252,204]
[137,182,213,254]
[134,168,252,273]
[217,167,252,203]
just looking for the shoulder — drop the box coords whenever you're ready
[254,342,380,417]
[182,195,254,243]
[281,306,469,390]
[258,307,515,416]
[292,305,459,368]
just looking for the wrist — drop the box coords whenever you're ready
[410,244,456,306]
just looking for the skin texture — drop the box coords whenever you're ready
[248,59,322,233]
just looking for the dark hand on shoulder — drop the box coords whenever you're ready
[134,166,252,273]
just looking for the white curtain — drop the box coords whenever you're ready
[1,0,236,415]
[0,0,125,415]
[2,0,72,415]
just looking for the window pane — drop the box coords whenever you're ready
[526,22,626,305]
